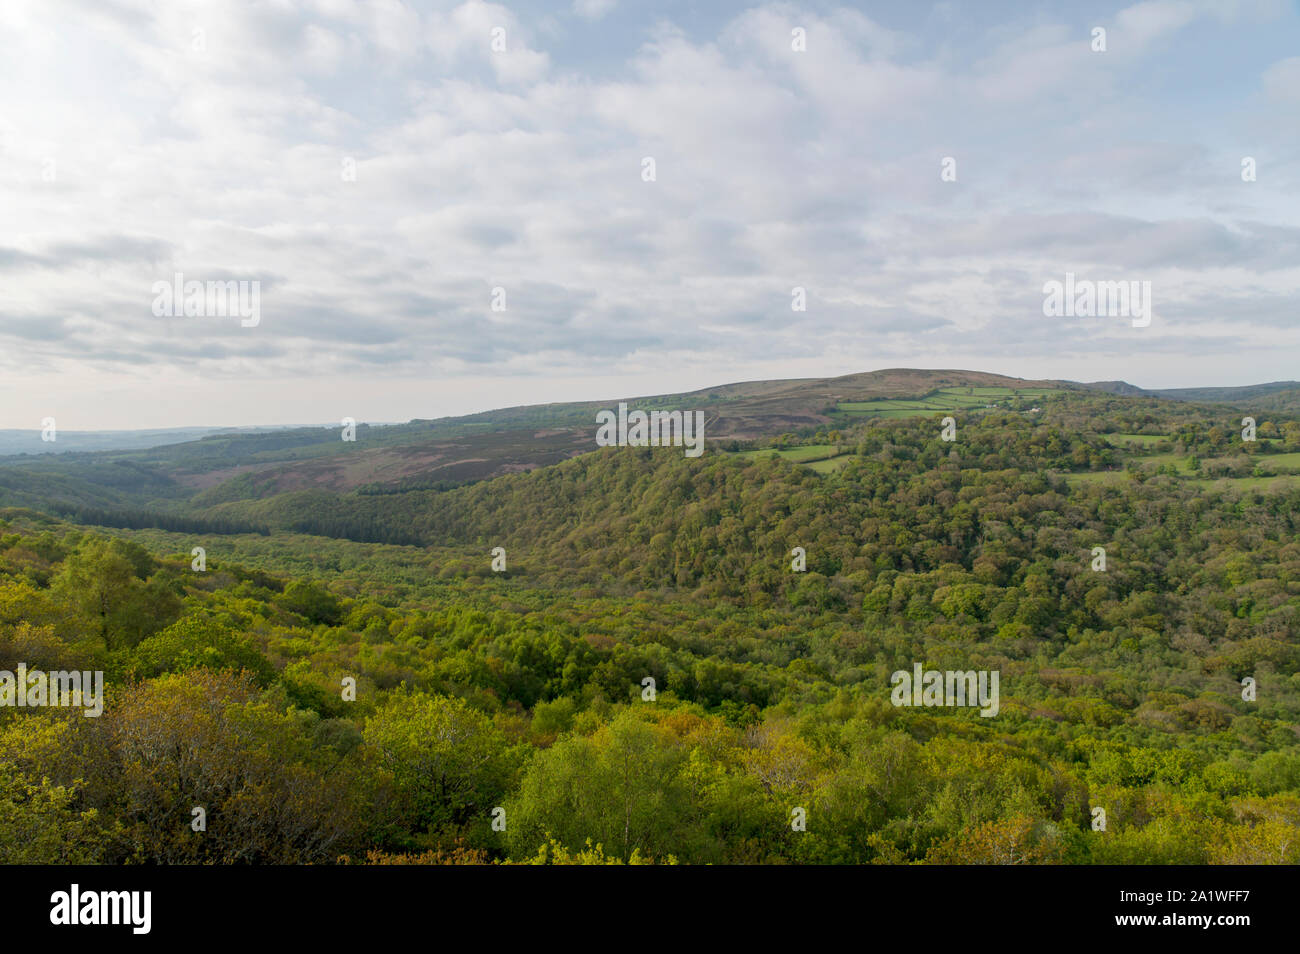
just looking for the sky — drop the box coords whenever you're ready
[0,0,1297,429]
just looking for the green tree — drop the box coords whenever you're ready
[51,538,179,650]
[508,709,698,862]
[362,693,516,847]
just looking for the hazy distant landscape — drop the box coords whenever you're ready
[0,426,291,457]
[6,369,1300,521]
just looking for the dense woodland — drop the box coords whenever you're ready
[1,394,1299,864]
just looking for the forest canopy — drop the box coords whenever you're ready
[1,394,1298,864]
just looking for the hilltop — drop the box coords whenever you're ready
[0,368,1066,502]
[1,368,1297,543]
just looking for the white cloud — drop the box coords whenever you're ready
[1262,56,1300,104]
[573,0,616,22]
[0,0,1297,426]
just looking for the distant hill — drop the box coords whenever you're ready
[1073,380,1149,397]
[0,368,1071,509]
[1,368,1295,529]
[1070,379,1300,404]
[0,425,289,456]
[1150,382,1300,406]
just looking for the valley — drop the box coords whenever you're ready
[3,368,1299,865]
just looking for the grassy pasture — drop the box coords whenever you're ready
[1257,452,1300,473]
[806,456,854,473]
[732,444,856,473]
[837,386,1058,419]
[736,444,840,463]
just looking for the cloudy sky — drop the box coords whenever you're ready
[1,0,1297,429]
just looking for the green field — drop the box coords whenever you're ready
[1117,441,1300,479]
[1258,452,1300,473]
[1104,433,1168,447]
[1137,453,1196,473]
[806,455,854,473]
[837,386,1056,418]
[736,444,841,463]
[953,386,1056,397]
[733,443,857,473]
[1070,437,1300,490]
[1068,470,1300,492]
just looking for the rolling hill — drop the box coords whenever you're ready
[0,368,1293,542]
